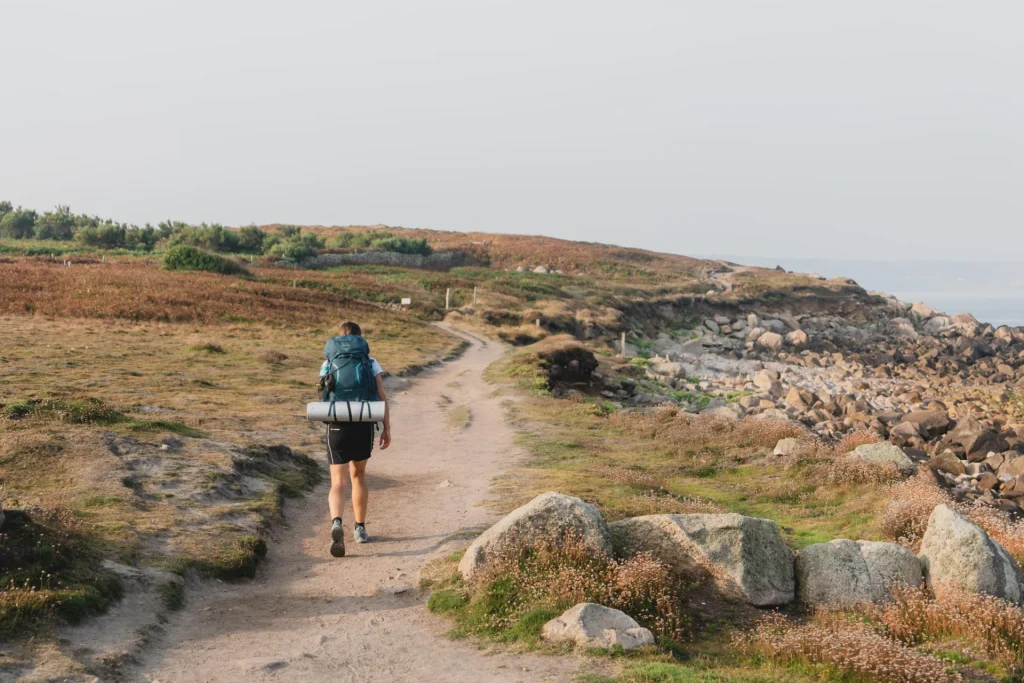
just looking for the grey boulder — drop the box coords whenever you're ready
[919,504,1024,603]
[609,513,794,606]
[541,603,654,650]
[459,492,612,580]
[796,539,922,605]
[847,442,917,476]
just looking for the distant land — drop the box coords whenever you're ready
[713,256,1024,327]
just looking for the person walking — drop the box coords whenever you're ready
[318,321,391,557]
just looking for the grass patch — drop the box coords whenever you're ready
[427,588,468,614]
[0,507,124,638]
[447,405,472,430]
[2,397,124,424]
[122,419,206,438]
[156,579,185,611]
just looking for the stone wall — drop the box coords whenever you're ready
[301,250,474,271]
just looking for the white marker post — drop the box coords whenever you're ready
[473,286,478,305]
[445,288,451,310]
[621,331,627,357]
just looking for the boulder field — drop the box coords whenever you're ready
[588,299,1024,515]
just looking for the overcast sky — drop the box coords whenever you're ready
[2,1,1021,261]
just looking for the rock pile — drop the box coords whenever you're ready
[452,492,1024,652]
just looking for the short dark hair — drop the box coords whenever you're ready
[340,321,362,336]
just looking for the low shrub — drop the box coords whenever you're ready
[878,475,950,548]
[163,245,247,275]
[866,584,1024,676]
[460,531,691,643]
[738,612,958,683]
[819,456,902,486]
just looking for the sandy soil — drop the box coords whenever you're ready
[130,327,600,683]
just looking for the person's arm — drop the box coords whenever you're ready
[376,374,391,450]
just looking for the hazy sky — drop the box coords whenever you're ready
[2,1,1021,261]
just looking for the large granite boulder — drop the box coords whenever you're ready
[541,603,654,650]
[609,513,794,606]
[918,505,1024,603]
[796,539,922,605]
[459,492,612,580]
[847,442,917,476]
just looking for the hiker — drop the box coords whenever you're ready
[318,321,391,557]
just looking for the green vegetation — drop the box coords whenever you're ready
[3,397,125,424]
[163,245,248,275]
[331,228,432,255]
[0,508,123,637]
[157,579,185,611]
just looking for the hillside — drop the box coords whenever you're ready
[7,207,1024,681]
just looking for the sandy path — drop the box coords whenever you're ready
[133,328,594,683]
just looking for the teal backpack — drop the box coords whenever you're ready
[321,335,380,402]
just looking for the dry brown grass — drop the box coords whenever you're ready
[834,429,883,453]
[738,612,960,682]
[469,531,691,641]
[818,456,903,486]
[866,584,1024,676]
[877,475,952,549]
[611,408,807,453]
[0,314,461,580]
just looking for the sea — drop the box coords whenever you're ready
[710,256,1024,328]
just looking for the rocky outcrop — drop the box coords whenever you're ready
[541,603,654,650]
[796,539,922,605]
[609,513,794,606]
[459,492,612,580]
[918,504,1024,603]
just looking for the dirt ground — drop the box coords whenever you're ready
[118,327,604,683]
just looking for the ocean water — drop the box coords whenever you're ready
[709,256,1024,327]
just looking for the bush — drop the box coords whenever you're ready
[461,531,691,642]
[330,229,432,256]
[738,612,957,683]
[163,245,247,275]
[267,232,324,263]
[0,208,37,239]
[33,206,76,241]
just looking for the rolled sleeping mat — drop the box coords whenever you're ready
[307,401,386,423]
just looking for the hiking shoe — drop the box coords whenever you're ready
[354,524,370,544]
[330,518,346,557]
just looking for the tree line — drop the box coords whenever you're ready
[0,201,431,261]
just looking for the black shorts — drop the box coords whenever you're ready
[326,422,375,465]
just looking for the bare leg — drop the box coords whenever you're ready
[349,458,369,524]
[328,464,347,520]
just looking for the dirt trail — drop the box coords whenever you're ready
[132,328,595,683]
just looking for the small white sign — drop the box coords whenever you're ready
[401,298,412,305]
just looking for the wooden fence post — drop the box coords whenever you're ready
[621,331,627,357]
[445,288,451,310]
[473,286,477,305]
